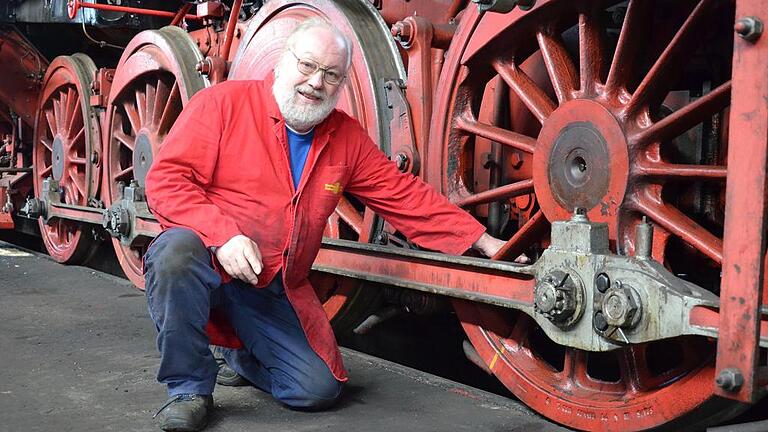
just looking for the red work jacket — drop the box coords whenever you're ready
[145,78,486,381]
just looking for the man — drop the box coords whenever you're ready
[144,18,506,432]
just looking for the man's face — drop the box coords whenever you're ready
[273,27,348,132]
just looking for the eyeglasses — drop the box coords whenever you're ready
[289,50,345,86]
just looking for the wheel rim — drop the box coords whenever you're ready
[230,0,405,326]
[33,54,100,263]
[431,1,741,430]
[105,26,207,288]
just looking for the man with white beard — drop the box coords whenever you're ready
[143,18,506,432]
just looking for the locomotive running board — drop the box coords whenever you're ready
[314,237,536,311]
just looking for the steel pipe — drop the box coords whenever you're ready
[67,0,202,21]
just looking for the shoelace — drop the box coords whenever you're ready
[153,394,197,419]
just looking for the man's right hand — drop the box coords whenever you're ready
[214,234,263,285]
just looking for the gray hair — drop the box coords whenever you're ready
[284,17,353,70]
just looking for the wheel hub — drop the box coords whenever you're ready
[533,99,630,231]
[52,136,65,181]
[549,122,610,210]
[132,133,154,187]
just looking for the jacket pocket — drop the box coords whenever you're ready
[307,165,349,224]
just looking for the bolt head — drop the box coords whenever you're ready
[735,16,763,42]
[593,312,609,332]
[602,287,639,327]
[510,151,523,168]
[595,273,610,293]
[716,368,744,392]
[394,153,409,171]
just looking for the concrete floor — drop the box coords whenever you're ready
[0,242,570,432]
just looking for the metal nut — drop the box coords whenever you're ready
[595,273,610,293]
[394,152,409,172]
[735,16,763,42]
[601,285,640,328]
[715,368,744,392]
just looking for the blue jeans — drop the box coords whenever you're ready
[144,228,342,409]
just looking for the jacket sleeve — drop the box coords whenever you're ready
[344,126,486,255]
[145,89,242,248]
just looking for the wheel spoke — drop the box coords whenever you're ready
[494,59,556,124]
[114,130,136,151]
[633,191,722,263]
[536,30,577,104]
[152,78,170,127]
[638,161,726,180]
[53,90,67,130]
[64,87,78,132]
[335,197,363,235]
[113,165,134,181]
[625,0,716,116]
[325,213,341,238]
[578,7,605,95]
[158,80,181,135]
[40,137,53,152]
[145,81,156,128]
[70,126,85,146]
[619,344,658,391]
[135,87,147,128]
[66,103,83,141]
[605,1,654,94]
[122,100,142,134]
[563,349,589,387]
[45,108,57,136]
[52,97,62,132]
[40,164,53,177]
[68,170,86,199]
[455,179,534,207]
[492,210,549,261]
[632,81,731,146]
[455,114,536,154]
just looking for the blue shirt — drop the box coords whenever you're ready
[286,126,314,190]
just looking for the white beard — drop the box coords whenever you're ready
[272,71,341,131]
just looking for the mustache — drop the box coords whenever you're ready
[295,84,325,100]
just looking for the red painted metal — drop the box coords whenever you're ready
[429,0,745,429]
[716,0,768,403]
[220,0,244,62]
[32,54,100,263]
[169,4,193,27]
[103,26,208,288]
[67,0,202,21]
[0,29,47,129]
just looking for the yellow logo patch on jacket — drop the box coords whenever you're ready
[324,182,343,195]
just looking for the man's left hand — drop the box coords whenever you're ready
[472,232,530,263]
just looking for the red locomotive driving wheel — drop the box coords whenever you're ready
[32,54,101,264]
[431,1,746,430]
[104,26,207,288]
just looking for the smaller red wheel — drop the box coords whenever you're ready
[33,54,100,264]
[104,26,207,288]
